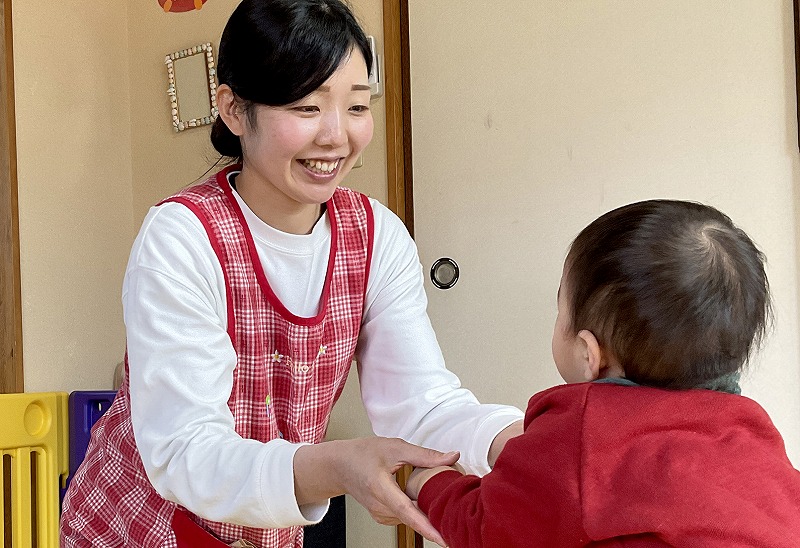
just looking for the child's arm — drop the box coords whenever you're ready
[405,465,463,500]
[404,385,590,548]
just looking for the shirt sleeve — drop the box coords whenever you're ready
[416,386,588,547]
[124,202,328,528]
[356,200,524,475]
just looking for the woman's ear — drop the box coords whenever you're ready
[216,84,246,137]
[576,329,604,381]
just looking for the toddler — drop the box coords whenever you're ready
[406,199,800,547]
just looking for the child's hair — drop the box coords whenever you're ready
[210,0,373,162]
[565,199,771,390]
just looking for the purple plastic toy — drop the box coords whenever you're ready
[66,391,117,489]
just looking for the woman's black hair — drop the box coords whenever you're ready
[210,0,373,162]
[565,199,772,390]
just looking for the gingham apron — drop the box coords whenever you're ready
[60,165,374,547]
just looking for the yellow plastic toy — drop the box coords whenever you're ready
[1,392,69,548]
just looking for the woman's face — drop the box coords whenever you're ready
[239,48,374,209]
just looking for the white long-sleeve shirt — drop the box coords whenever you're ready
[123,179,524,529]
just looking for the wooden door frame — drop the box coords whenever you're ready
[0,0,23,394]
[794,0,800,151]
[383,2,422,547]
[383,0,414,238]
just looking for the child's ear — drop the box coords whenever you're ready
[576,329,604,381]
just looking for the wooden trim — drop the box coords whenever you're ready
[794,0,800,151]
[0,0,23,393]
[384,1,420,546]
[383,0,414,238]
[383,0,403,221]
[394,464,423,548]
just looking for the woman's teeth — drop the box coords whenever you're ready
[302,159,339,174]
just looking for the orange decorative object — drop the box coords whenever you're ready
[159,0,207,13]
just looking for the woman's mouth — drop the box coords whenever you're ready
[300,158,341,175]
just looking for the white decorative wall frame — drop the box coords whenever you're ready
[165,42,219,132]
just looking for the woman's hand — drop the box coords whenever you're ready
[294,437,459,546]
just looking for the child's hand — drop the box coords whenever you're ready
[405,465,464,500]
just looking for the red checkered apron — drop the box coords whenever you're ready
[60,165,374,547]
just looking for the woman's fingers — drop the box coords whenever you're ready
[382,486,447,546]
[295,437,454,546]
[363,475,446,546]
[392,440,460,471]
[338,438,453,545]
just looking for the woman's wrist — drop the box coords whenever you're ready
[293,441,346,505]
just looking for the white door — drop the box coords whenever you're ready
[408,7,798,541]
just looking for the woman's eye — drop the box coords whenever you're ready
[350,105,370,113]
[294,105,319,113]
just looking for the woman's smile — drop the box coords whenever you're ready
[299,157,343,177]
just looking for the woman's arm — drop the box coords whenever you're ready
[357,200,525,475]
[127,202,462,542]
[126,204,323,528]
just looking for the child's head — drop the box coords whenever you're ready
[210,0,373,161]
[553,199,771,390]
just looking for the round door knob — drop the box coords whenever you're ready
[430,257,459,290]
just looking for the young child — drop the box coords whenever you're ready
[406,199,800,547]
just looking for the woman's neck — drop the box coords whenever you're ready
[232,170,323,235]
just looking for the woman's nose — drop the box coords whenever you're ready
[316,110,347,147]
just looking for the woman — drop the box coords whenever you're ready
[60,1,523,546]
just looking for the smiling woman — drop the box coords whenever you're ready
[58,1,524,546]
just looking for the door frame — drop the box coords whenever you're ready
[0,0,23,394]
[794,0,800,151]
[382,2,422,547]
[383,0,414,238]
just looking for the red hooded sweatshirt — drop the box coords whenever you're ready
[418,382,800,547]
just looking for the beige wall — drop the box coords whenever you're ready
[13,0,134,391]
